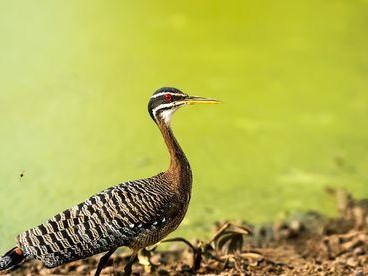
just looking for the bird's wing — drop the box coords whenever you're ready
[17,177,175,267]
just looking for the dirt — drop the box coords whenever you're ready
[2,189,368,275]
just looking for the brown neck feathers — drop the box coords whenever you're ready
[157,120,192,189]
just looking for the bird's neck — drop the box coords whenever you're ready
[158,121,192,190]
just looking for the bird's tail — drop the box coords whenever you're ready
[0,247,25,271]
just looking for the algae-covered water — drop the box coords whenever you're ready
[1,1,368,252]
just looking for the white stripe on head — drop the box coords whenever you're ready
[150,92,186,99]
[152,101,185,124]
[152,102,175,122]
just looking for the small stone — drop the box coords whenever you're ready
[353,247,365,256]
[150,254,161,266]
[38,268,50,276]
[101,266,114,274]
[346,257,358,267]
[76,264,90,274]
[36,263,43,271]
[132,264,144,274]
[290,220,301,232]
[51,268,60,274]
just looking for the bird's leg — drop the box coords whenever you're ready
[123,250,138,276]
[94,248,116,276]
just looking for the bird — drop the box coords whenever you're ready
[0,87,220,275]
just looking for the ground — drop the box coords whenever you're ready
[2,189,368,275]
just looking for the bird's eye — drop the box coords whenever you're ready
[164,93,173,103]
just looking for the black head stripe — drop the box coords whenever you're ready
[148,87,188,121]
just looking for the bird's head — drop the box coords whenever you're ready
[148,87,220,125]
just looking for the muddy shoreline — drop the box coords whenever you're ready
[2,189,367,275]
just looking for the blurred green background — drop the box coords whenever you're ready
[1,1,368,252]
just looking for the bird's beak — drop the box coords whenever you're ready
[184,96,221,105]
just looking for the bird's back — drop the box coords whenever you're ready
[17,172,188,268]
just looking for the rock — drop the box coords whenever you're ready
[76,264,90,274]
[346,257,358,267]
[353,247,365,256]
[355,270,364,276]
[38,268,50,276]
[150,254,161,266]
[101,266,114,274]
[290,220,302,232]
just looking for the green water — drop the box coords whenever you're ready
[1,1,368,252]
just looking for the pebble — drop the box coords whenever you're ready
[38,268,50,276]
[101,266,115,274]
[150,254,161,266]
[76,264,90,274]
[353,247,365,256]
[290,220,302,232]
[346,257,358,267]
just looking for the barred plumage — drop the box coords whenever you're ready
[17,173,187,268]
[0,87,219,275]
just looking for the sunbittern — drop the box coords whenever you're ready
[0,87,219,275]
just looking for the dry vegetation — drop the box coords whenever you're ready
[2,189,368,275]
